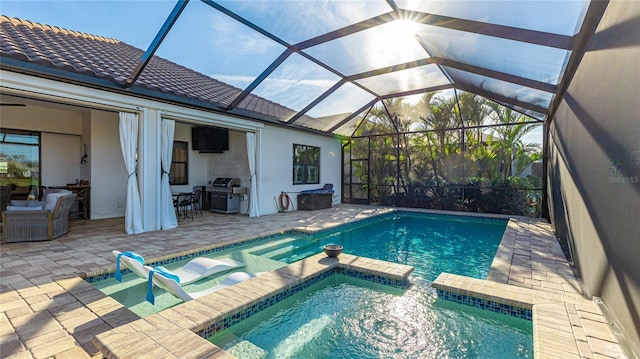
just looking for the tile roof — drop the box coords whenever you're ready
[0,16,297,125]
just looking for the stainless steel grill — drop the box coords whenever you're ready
[208,178,243,214]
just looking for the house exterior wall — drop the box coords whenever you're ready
[171,121,210,194]
[260,125,342,215]
[2,71,341,229]
[80,112,91,182]
[40,132,80,186]
[88,110,127,220]
[546,0,640,354]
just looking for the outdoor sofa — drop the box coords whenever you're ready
[1,191,76,243]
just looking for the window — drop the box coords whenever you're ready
[293,144,320,184]
[170,141,188,185]
[0,128,40,205]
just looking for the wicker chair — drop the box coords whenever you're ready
[1,193,76,243]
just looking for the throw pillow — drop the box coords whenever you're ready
[45,193,67,212]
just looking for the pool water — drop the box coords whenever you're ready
[90,246,290,317]
[255,213,508,281]
[91,212,507,318]
[209,275,533,359]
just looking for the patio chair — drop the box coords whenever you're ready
[191,189,202,216]
[176,192,193,220]
[1,192,76,243]
[68,185,90,219]
[146,269,263,304]
[112,250,246,285]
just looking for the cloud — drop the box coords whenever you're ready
[205,14,277,55]
[210,74,255,87]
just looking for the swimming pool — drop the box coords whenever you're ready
[90,211,531,357]
[208,274,532,358]
[253,212,508,281]
[90,212,507,317]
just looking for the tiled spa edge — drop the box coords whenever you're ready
[90,253,414,359]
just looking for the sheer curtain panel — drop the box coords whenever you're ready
[246,132,260,217]
[161,119,178,229]
[119,112,144,234]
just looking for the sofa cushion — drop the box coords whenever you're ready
[10,200,46,207]
[43,189,72,198]
[301,183,334,194]
[44,192,67,212]
[6,205,44,211]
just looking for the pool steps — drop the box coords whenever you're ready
[247,236,301,256]
[249,237,320,261]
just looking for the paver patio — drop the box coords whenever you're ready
[0,205,628,358]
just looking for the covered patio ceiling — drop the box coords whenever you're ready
[1,0,609,137]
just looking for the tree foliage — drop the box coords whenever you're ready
[345,93,543,215]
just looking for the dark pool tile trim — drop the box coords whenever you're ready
[294,210,508,239]
[86,209,505,283]
[196,267,408,339]
[436,289,533,321]
[336,267,409,288]
[84,231,295,283]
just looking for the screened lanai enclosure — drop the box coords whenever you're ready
[342,93,544,215]
[2,0,600,216]
[1,0,639,355]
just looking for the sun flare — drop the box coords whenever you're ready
[363,19,426,70]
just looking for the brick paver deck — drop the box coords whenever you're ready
[0,205,629,358]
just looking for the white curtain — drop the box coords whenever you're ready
[246,132,260,217]
[161,119,177,229]
[119,112,144,234]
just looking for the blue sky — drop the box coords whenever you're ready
[1,0,394,116]
[1,0,554,141]
[1,1,175,49]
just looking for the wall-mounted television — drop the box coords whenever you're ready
[191,126,229,153]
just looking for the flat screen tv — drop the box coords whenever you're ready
[191,126,229,153]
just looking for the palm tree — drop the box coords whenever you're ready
[485,102,541,181]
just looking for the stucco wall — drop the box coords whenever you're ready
[0,104,83,135]
[40,132,80,186]
[260,125,342,215]
[170,122,209,193]
[546,0,640,354]
[88,110,127,220]
[1,105,84,186]
[170,123,342,217]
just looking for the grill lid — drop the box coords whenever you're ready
[212,177,240,187]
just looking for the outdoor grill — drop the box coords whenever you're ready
[208,177,245,214]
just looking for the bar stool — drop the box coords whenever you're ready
[68,185,90,219]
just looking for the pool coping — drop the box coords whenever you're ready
[434,218,627,359]
[77,208,627,359]
[89,253,414,358]
[432,273,623,359]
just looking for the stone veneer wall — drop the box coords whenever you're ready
[207,130,250,187]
